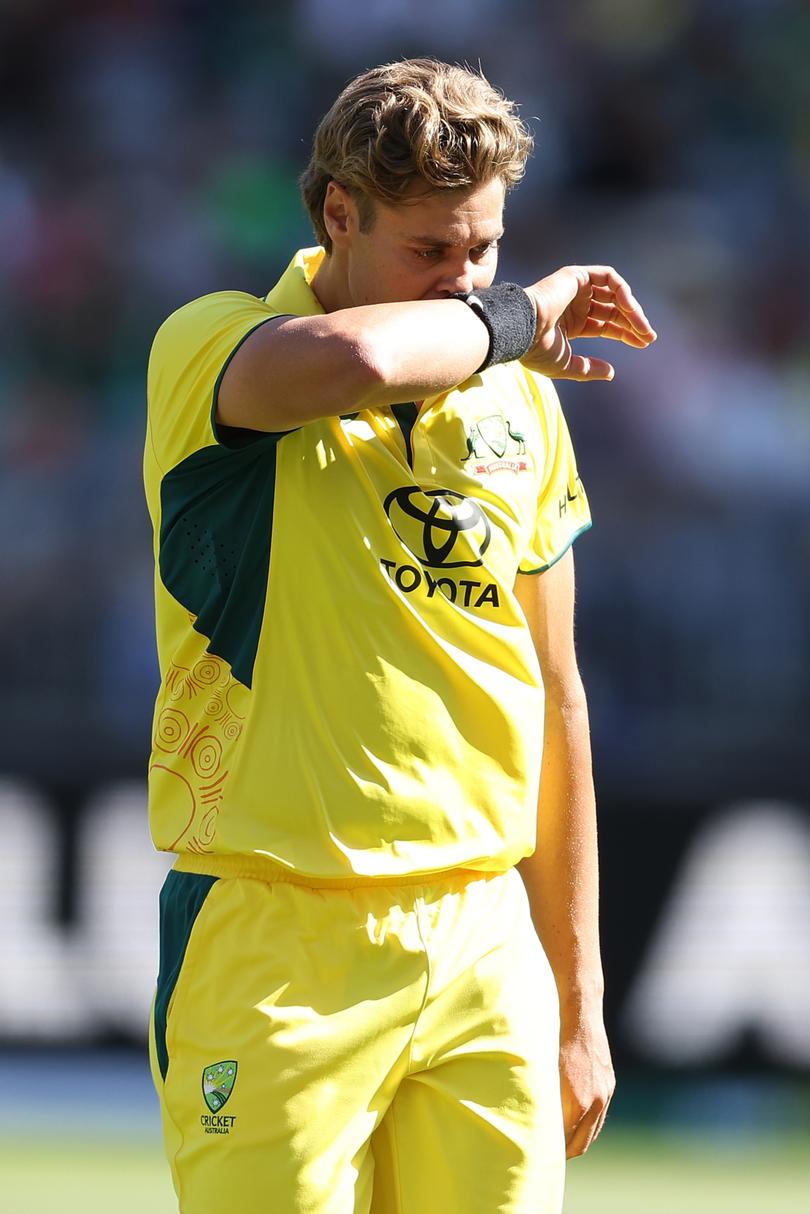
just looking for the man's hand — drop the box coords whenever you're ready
[522,265,656,382]
[558,1004,616,1158]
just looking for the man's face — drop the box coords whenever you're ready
[341,177,505,306]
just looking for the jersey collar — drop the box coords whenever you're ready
[264,247,326,317]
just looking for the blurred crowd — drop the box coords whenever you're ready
[2,0,809,796]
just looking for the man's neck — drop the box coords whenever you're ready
[311,251,351,314]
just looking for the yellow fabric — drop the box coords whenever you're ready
[149,865,565,1213]
[144,247,591,881]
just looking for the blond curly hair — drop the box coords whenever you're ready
[300,58,533,253]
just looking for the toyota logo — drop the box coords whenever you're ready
[383,487,491,569]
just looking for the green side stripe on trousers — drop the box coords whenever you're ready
[154,870,218,1080]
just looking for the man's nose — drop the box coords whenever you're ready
[437,260,475,297]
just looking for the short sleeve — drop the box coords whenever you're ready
[146,291,281,473]
[518,373,592,574]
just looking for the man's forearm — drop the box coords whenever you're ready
[517,689,605,1016]
[217,263,656,435]
[218,298,491,433]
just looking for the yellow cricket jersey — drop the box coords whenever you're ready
[144,247,591,883]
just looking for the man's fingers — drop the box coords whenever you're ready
[579,317,652,346]
[589,288,656,340]
[523,263,656,379]
[587,298,650,335]
[591,1099,611,1143]
[533,266,657,342]
[585,274,656,339]
[585,299,621,321]
[566,1121,597,1159]
[560,354,615,382]
[591,284,629,301]
[580,265,637,309]
[576,297,654,346]
[564,1095,611,1159]
[564,1104,600,1158]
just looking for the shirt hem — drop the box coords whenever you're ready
[171,850,510,890]
[517,519,592,575]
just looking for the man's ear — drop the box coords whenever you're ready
[322,181,358,250]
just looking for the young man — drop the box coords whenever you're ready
[145,58,655,1214]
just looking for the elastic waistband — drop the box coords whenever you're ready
[172,851,504,891]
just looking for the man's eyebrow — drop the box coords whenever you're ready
[407,231,504,247]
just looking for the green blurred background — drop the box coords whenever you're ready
[2,1058,808,1211]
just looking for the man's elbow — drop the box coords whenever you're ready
[344,327,393,408]
[543,668,589,722]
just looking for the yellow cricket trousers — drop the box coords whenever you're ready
[149,863,565,1213]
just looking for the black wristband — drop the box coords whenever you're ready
[452,283,537,371]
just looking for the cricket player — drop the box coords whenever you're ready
[144,58,656,1214]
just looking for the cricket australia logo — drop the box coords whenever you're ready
[201,1061,238,1135]
[203,1061,237,1110]
[462,414,529,475]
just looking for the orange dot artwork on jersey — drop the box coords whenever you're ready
[150,646,248,851]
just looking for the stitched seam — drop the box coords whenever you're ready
[147,412,166,476]
[387,1088,406,1214]
[405,898,432,1076]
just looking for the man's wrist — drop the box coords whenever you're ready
[556,973,606,1018]
[451,283,537,371]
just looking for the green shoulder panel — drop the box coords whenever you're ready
[158,435,284,688]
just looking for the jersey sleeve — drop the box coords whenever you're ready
[146,291,282,472]
[518,373,592,574]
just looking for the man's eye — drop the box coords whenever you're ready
[472,242,498,259]
[414,248,442,260]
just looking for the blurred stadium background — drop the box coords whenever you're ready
[1,1,809,1210]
